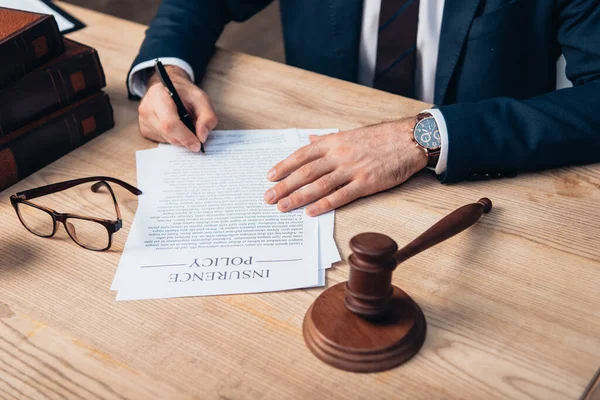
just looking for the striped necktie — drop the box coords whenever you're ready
[374,0,420,98]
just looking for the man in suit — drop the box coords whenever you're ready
[128,0,600,217]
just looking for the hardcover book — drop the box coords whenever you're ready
[0,6,64,87]
[0,38,106,135]
[0,92,114,192]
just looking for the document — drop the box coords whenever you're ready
[112,129,340,300]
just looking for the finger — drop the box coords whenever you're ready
[138,112,165,143]
[264,158,335,204]
[305,181,364,217]
[267,143,325,181]
[143,112,185,146]
[138,99,167,143]
[144,111,184,147]
[308,134,330,143]
[276,170,349,212]
[154,98,202,152]
[189,92,218,143]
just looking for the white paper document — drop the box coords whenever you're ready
[112,129,340,300]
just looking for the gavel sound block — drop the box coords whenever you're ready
[303,198,493,373]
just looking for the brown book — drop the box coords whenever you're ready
[0,38,106,135]
[0,7,64,88]
[0,92,114,192]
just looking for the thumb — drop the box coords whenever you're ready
[188,93,218,144]
[194,123,210,144]
[194,108,218,143]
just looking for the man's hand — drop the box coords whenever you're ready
[138,65,218,152]
[264,118,428,216]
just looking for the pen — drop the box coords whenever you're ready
[154,59,205,153]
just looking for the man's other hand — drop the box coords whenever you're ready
[138,65,218,152]
[264,119,428,216]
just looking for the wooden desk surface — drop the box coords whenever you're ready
[1,3,599,399]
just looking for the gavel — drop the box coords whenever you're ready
[303,198,492,373]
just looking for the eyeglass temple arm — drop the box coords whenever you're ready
[18,176,142,200]
[91,181,122,220]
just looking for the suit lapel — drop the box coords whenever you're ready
[434,0,482,104]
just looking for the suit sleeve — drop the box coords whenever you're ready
[127,0,274,99]
[437,0,600,183]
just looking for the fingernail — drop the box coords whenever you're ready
[267,168,276,180]
[265,189,276,203]
[191,142,201,152]
[279,198,291,210]
[200,127,209,142]
[306,205,317,216]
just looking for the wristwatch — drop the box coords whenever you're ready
[412,112,441,168]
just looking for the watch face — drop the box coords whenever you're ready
[414,117,441,150]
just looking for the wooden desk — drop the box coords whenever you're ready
[1,4,599,399]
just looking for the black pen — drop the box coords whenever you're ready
[154,59,205,153]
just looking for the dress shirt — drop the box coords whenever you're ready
[129,0,449,173]
[358,0,447,173]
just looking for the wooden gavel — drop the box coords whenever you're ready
[345,198,492,319]
[303,198,493,373]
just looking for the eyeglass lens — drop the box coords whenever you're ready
[17,202,55,237]
[64,217,110,250]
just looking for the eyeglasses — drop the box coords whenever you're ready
[10,176,142,251]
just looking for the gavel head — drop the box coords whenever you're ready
[345,232,399,319]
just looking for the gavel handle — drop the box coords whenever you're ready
[394,198,492,264]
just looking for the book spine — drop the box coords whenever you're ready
[0,16,64,88]
[0,50,107,135]
[0,93,114,192]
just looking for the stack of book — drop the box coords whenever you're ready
[0,6,113,192]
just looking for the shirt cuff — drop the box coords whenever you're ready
[128,57,195,98]
[422,108,448,175]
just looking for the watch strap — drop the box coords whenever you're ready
[427,149,440,168]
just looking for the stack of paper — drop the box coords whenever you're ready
[111,129,341,301]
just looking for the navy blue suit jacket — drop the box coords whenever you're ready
[129,0,600,183]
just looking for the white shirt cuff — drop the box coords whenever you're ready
[128,57,195,98]
[422,108,448,175]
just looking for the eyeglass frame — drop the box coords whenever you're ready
[10,176,142,251]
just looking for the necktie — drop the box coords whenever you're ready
[374,0,420,98]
